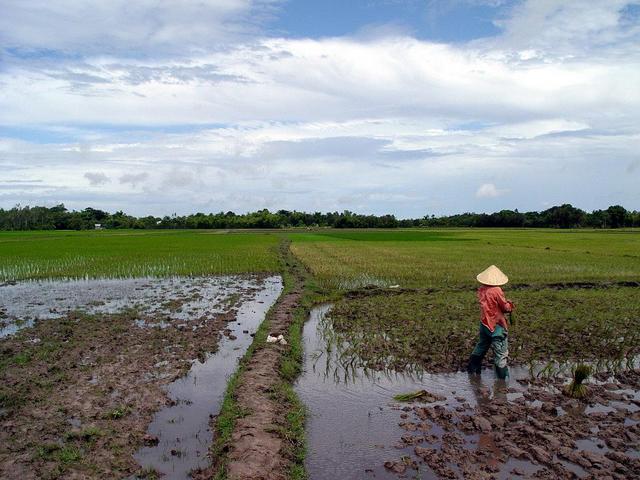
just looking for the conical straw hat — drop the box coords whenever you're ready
[476,265,508,286]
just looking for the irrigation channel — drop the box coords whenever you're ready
[0,275,282,479]
[295,305,640,479]
[133,276,281,478]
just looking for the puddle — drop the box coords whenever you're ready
[556,456,588,478]
[297,305,640,478]
[575,437,609,453]
[584,403,616,415]
[0,275,266,338]
[497,458,541,479]
[133,276,282,479]
[295,305,534,479]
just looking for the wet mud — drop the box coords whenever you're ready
[0,275,281,480]
[297,305,640,479]
[222,286,303,480]
[0,275,254,338]
[386,372,640,479]
[133,276,281,479]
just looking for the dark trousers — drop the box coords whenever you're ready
[468,324,509,379]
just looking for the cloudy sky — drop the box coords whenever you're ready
[1,0,639,217]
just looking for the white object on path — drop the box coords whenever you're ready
[266,334,288,345]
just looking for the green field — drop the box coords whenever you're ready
[1,228,639,478]
[0,230,280,280]
[4,228,638,285]
[290,229,640,289]
[288,228,640,370]
[2,228,639,370]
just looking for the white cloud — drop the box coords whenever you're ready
[626,159,640,174]
[119,172,149,187]
[0,0,279,55]
[2,30,638,128]
[83,172,110,186]
[476,183,508,198]
[492,0,640,58]
[1,117,637,216]
[487,119,590,139]
[0,0,638,215]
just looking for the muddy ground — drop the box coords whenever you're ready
[384,370,640,479]
[0,276,271,479]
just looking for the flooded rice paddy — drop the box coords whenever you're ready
[133,276,281,479]
[0,275,271,338]
[2,278,638,479]
[0,274,282,479]
[296,305,640,479]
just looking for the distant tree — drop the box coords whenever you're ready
[0,203,636,231]
[378,214,398,228]
[606,205,628,228]
[543,204,586,228]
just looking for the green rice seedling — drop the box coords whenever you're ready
[0,230,280,281]
[564,364,592,398]
[57,445,82,464]
[537,361,558,379]
[64,426,103,443]
[139,467,160,480]
[324,286,640,374]
[289,228,640,291]
[36,442,61,460]
[393,390,444,402]
[394,390,429,402]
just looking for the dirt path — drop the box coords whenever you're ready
[221,243,306,480]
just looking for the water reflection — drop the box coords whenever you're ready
[0,275,268,338]
[297,304,639,480]
[314,304,428,385]
[133,276,282,479]
[295,304,533,480]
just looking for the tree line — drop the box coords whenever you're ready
[0,203,638,231]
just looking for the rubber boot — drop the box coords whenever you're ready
[494,365,509,380]
[467,354,483,375]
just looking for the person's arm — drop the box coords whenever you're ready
[495,288,514,312]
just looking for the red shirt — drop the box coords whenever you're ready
[477,285,513,332]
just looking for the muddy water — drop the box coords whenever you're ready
[0,275,265,338]
[132,276,282,479]
[295,305,536,480]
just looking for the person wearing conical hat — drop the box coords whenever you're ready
[467,265,514,380]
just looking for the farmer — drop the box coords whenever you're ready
[467,265,514,380]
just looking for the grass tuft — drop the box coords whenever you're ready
[106,405,130,420]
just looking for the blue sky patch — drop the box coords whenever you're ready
[269,0,510,42]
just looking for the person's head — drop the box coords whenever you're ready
[476,265,508,286]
